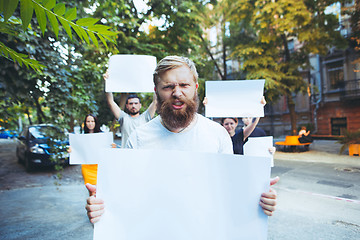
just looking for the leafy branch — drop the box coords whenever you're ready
[0,0,117,72]
[0,41,45,72]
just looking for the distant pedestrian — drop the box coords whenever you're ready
[298,126,313,143]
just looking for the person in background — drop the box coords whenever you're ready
[298,126,313,143]
[202,97,267,155]
[81,114,102,185]
[69,114,115,185]
[242,117,266,137]
[104,72,157,148]
[85,56,279,223]
[221,117,261,155]
[242,117,276,155]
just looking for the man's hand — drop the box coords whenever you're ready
[103,71,109,81]
[259,176,279,216]
[202,97,208,105]
[85,183,105,223]
[268,146,276,155]
[260,96,266,106]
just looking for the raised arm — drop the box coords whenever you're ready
[104,71,122,120]
[243,96,266,140]
[105,92,122,120]
[147,93,157,118]
[243,117,260,140]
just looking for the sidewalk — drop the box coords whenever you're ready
[274,139,360,167]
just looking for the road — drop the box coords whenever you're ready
[0,139,93,240]
[269,159,360,240]
[1,139,360,239]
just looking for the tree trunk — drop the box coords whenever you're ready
[198,33,224,80]
[222,35,227,80]
[286,95,297,135]
[32,94,46,124]
[25,108,32,125]
[282,34,297,135]
[69,115,75,133]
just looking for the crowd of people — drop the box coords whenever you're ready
[71,56,279,226]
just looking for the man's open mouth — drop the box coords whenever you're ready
[172,101,184,109]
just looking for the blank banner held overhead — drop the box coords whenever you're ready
[205,80,265,117]
[106,55,157,93]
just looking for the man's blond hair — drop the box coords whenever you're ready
[153,56,198,86]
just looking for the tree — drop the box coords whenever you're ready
[0,0,119,131]
[226,0,348,135]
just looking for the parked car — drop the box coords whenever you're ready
[16,124,69,171]
[0,128,18,139]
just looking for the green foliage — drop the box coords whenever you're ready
[0,0,116,72]
[227,0,347,91]
[0,41,45,72]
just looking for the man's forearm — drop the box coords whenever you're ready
[243,117,260,139]
[105,92,121,119]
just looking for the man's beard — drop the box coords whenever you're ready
[156,93,199,130]
[125,108,139,116]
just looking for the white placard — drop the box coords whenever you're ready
[205,80,265,117]
[106,55,157,93]
[244,136,274,167]
[69,132,113,164]
[94,149,271,240]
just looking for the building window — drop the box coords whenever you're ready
[331,118,347,135]
[327,61,344,89]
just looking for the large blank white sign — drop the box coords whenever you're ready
[106,55,157,93]
[205,80,265,117]
[94,149,271,240]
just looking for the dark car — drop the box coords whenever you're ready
[16,124,69,171]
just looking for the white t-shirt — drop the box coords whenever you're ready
[126,114,233,154]
[118,110,152,148]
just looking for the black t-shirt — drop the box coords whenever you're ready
[231,129,248,155]
[249,127,266,137]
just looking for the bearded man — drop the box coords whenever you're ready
[125,56,232,152]
[86,56,278,223]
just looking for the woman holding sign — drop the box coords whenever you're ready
[69,114,116,185]
[203,97,265,155]
[221,117,260,155]
[81,114,102,185]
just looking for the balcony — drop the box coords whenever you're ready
[319,79,360,101]
[340,79,360,100]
